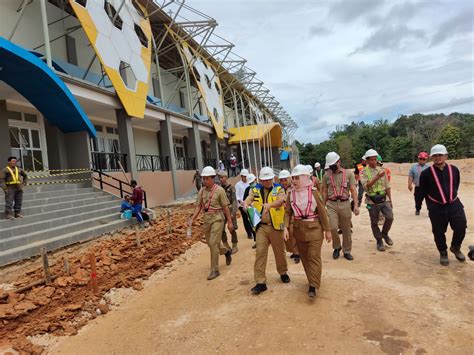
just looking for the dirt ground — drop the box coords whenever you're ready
[41,174,474,355]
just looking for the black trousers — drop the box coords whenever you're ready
[357,181,364,206]
[368,201,394,240]
[414,186,424,211]
[428,200,467,252]
[239,206,254,238]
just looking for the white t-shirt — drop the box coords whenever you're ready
[235,180,249,202]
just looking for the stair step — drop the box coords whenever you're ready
[0,206,120,239]
[0,191,105,210]
[22,182,92,194]
[0,212,128,252]
[0,187,97,203]
[0,219,135,267]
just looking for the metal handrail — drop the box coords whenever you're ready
[91,152,127,172]
[136,154,169,171]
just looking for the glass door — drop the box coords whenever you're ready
[9,127,44,171]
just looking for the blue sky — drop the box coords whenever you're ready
[192,0,474,143]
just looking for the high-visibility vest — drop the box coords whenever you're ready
[290,186,318,220]
[427,164,457,205]
[386,168,391,182]
[6,167,20,185]
[364,167,386,196]
[251,185,285,230]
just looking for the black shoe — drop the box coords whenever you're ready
[449,246,466,262]
[294,255,301,264]
[344,253,353,261]
[225,250,232,265]
[333,248,341,259]
[207,271,220,280]
[382,235,393,246]
[247,234,253,239]
[415,210,420,216]
[308,286,316,299]
[468,246,474,261]
[252,243,256,249]
[440,251,449,266]
[251,283,267,294]
[280,274,290,283]
[338,229,342,235]
[376,239,385,252]
[289,253,295,259]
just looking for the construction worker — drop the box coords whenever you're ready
[192,169,201,192]
[235,169,253,239]
[218,170,239,254]
[189,166,234,280]
[244,166,289,295]
[279,170,300,264]
[314,162,324,184]
[419,144,467,266]
[354,156,366,207]
[408,152,430,215]
[284,164,331,299]
[321,152,359,260]
[361,149,394,252]
[1,156,27,219]
[306,164,319,190]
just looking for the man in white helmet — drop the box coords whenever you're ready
[189,166,235,280]
[278,170,300,263]
[314,162,324,184]
[361,149,394,252]
[354,155,367,207]
[235,168,253,239]
[218,170,239,254]
[244,166,289,294]
[321,152,359,260]
[306,164,319,190]
[419,144,467,266]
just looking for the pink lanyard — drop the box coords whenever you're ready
[429,164,454,204]
[329,169,346,199]
[202,185,219,211]
[291,186,316,219]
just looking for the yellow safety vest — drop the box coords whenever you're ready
[364,166,385,196]
[251,185,285,230]
[6,166,20,185]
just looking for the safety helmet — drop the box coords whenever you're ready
[314,162,321,168]
[305,164,313,174]
[201,166,216,177]
[240,168,249,177]
[418,151,429,159]
[247,174,256,184]
[362,155,366,160]
[430,144,448,157]
[259,166,275,181]
[325,152,340,167]
[291,164,310,177]
[364,149,379,158]
[278,170,291,179]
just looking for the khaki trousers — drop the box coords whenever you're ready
[327,200,352,253]
[203,214,226,272]
[293,219,324,289]
[285,222,298,254]
[254,224,288,284]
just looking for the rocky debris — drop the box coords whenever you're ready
[0,205,203,353]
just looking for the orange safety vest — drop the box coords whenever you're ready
[356,163,364,181]
[386,168,391,182]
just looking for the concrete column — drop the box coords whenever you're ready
[65,131,91,169]
[187,122,203,171]
[44,120,68,170]
[209,133,219,166]
[159,114,178,199]
[116,109,138,180]
[0,101,11,166]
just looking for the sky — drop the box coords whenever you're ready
[190,0,474,143]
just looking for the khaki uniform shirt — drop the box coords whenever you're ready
[222,184,237,216]
[196,185,229,223]
[244,185,285,224]
[322,169,356,200]
[360,166,391,204]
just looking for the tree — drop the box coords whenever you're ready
[336,135,352,168]
[437,124,461,158]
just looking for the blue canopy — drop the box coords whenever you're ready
[0,37,95,137]
[280,150,290,161]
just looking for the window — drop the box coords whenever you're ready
[65,35,78,66]
[94,125,103,132]
[104,1,123,30]
[214,82,221,95]
[205,74,212,89]
[7,110,21,121]
[173,137,185,159]
[24,113,38,123]
[152,78,161,99]
[134,23,148,48]
[179,91,186,109]
[106,126,115,134]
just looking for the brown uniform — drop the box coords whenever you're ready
[283,186,298,255]
[196,185,230,272]
[245,186,288,284]
[322,169,356,253]
[285,189,330,289]
[221,183,238,248]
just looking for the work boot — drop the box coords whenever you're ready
[449,246,466,262]
[207,271,220,280]
[294,255,301,264]
[252,243,256,249]
[225,250,232,265]
[382,234,393,246]
[439,251,449,266]
[251,283,267,294]
[344,253,353,261]
[376,239,385,252]
[14,213,23,218]
[415,210,420,216]
[232,243,239,254]
[468,246,474,261]
[280,274,291,283]
[247,234,253,239]
[289,253,295,259]
[333,248,341,259]
[5,212,14,220]
[308,286,316,299]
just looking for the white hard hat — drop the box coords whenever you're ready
[278,170,291,179]
[201,166,216,177]
[362,155,366,160]
[364,149,379,158]
[305,164,313,174]
[430,144,448,156]
[325,152,341,167]
[247,174,256,184]
[314,162,321,168]
[240,168,249,177]
[291,164,310,177]
[259,166,275,181]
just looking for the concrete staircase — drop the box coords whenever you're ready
[0,181,135,266]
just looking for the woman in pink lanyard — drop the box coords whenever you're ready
[284,164,332,299]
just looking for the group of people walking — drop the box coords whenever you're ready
[187,143,469,300]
